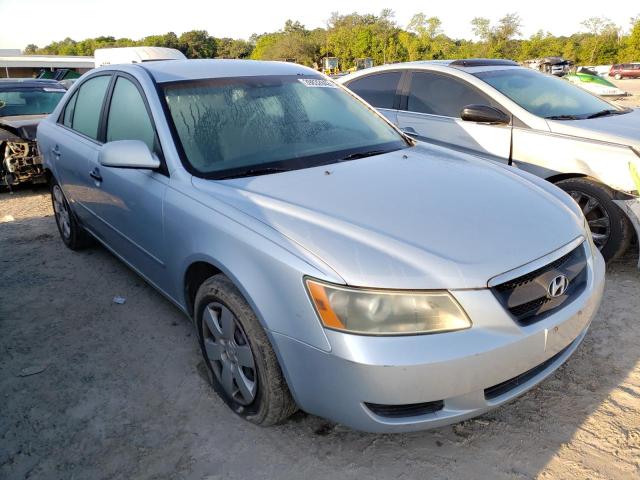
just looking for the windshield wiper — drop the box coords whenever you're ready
[217,167,292,180]
[340,149,387,161]
[586,109,625,119]
[545,114,580,120]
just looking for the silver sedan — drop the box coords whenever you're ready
[38,59,605,433]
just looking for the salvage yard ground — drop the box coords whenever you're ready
[1,123,640,477]
[612,78,640,108]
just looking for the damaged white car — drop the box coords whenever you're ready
[0,79,66,188]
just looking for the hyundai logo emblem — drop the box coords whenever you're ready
[547,275,569,298]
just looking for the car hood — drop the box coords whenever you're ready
[547,108,640,148]
[193,144,584,289]
[0,114,46,141]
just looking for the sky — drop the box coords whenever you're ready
[0,0,637,50]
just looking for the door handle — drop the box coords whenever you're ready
[89,167,103,182]
[51,145,61,157]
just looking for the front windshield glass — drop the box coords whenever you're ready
[0,88,65,116]
[474,68,622,119]
[163,75,407,178]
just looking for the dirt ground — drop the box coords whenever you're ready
[611,78,640,107]
[0,187,639,480]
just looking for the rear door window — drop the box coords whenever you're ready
[346,72,402,109]
[70,75,111,140]
[407,72,491,118]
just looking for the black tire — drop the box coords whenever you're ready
[555,177,632,262]
[195,274,297,426]
[50,178,93,250]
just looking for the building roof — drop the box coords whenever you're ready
[0,55,95,69]
[0,78,65,90]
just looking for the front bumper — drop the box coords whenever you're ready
[273,248,605,433]
[613,197,640,268]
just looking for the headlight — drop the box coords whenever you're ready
[305,278,471,335]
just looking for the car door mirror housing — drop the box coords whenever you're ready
[460,105,510,125]
[98,140,160,169]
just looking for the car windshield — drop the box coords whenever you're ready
[474,69,625,120]
[0,87,66,116]
[162,75,407,178]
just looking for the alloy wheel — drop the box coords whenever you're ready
[202,302,257,405]
[568,190,611,250]
[52,185,71,240]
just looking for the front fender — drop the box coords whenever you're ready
[164,184,338,352]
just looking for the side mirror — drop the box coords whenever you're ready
[98,140,160,169]
[460,104,510,125]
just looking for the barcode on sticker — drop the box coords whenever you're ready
[298,79,337,88]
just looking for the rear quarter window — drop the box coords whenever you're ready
[346,72,402,109]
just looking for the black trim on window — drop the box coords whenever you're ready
[397,70,411,111]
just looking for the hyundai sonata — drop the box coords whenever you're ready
[38,59,605,433]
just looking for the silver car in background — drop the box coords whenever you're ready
[38,60,605,433]
[339,59,640,264]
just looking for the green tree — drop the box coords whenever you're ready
[23,12,640,68]
[471,13,522,58]
[580,17,620,63]
[620,15,640,62]
[178,30,216,58]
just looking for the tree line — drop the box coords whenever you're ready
[25,11,640,69]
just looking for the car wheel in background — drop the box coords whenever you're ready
[195,274,297,426]
[614,73,622,80]
[556,177,632,262]
[50,178,93,250]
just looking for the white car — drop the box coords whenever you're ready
[339,59,640,263]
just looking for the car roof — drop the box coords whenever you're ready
[0,78,64,90]
[409,59,519,69]
[133,59,318,83]
[338,59,524,82]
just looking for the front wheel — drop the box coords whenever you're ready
[614,73,622,80]
[555,177,632,262]
[195,274,297,426]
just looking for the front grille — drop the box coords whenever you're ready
[484,342,573,400]
[492,244,588,325]
[364,400,444,418]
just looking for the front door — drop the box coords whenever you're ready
[83,74,168,287]
[396,71,512,163]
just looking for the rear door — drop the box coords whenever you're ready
[50,73,112,225]
[396,71,512,163]
[343,71,404,125]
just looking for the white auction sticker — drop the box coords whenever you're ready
[298,78,338,88]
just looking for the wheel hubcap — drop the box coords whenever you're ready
[201,302,257,405]
[52,185,71,240]
[568,190,610,250]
